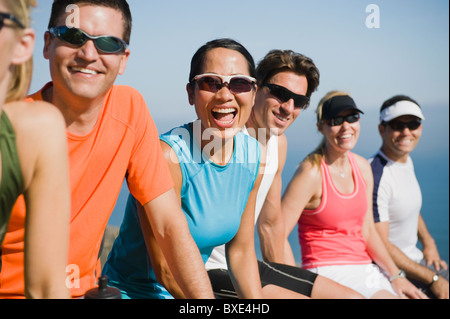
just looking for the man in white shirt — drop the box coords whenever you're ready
[370,95,449,299]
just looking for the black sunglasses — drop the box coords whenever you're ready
[0,12,25,30]
[192,73,256,94]
[49,26,128,54]
[327,113,361,126]
[384,119,421,131]
[263,83,309,109]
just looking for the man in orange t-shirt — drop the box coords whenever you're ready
[0,0,213,299]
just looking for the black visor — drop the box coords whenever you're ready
[322,95,364,120]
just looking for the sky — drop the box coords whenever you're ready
[28,0,449,157]
[28,1,448,259]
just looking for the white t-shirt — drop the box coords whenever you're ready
[369,150,423,262]
[205,131,279,270]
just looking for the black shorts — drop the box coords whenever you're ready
[207,260,318,299]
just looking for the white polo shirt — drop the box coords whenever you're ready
[370,150,424,262]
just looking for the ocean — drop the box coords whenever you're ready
[107,104,449,265]
[108,147,449,266]
[278,154,449,265]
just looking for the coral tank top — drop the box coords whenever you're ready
[298,153,372,269]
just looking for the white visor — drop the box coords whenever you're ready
[380,100,425,123]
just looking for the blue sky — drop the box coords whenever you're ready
[30,1,449,116]
[29,0,449,155]
[29,1,448,259]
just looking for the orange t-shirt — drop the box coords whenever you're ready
[0,83,174,298]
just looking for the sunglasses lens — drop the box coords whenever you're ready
[390,122,402,130]
[329,113,360,126]
[59,27,86,45]
[293,96,310,109]
[347,113,360,123]
[265,84,309,109]
[408,121,421,130]
[388,120,421,131]
[330,117,344,126]
[197,76,221,92]
[270,86,288,103]
[52,26,125,53]
[95,36,123,53]
[229,78,254,93]
[196,76,254,93]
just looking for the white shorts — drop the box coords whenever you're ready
[308,264,397,298]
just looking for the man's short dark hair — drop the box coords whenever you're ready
[48,0,132,44]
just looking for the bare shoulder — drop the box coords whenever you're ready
[283,157,323,211]
[352,152,374,183]
[275,134,288,166]
[277,134,287,149]
[160,139,178,165]
[3,101,68,188]
[3,100,65,134]
[297,158,321,180]
[286,157,322,191]
[3,100,66,162]
[352,152,372,172]
[159,139,183,193]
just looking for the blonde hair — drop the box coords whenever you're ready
[305,90,351,168]
[5,0,36,103]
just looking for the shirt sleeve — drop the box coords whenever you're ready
[125,92,174,206]
[371,157,391,223]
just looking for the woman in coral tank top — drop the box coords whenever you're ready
[281,91,427,299]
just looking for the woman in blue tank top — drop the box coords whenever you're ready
[103,39,264,298]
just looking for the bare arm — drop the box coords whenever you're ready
[135,141,185,298]
[137,203,186,299]
[280,160,322,266]
[226,173,264,299]
[357,155,427,299]
[139,141,213,299]
[375,221,448,298]
[417,214,449,298]
[258,172,285,263]
[257,136,287,263]
[142,189,213,299]
[375,221,428,279]
[10,102,71,299]
[418,214,447,271]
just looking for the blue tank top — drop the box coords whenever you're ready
[103,122,261,299]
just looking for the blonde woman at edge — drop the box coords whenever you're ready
[281,91,427,299]
[0,0,70,298]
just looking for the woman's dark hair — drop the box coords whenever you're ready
[48,0,132,44]
[188,38,256,85]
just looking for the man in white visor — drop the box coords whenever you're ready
[369,95,449,299]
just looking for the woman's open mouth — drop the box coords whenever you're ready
[212,107,238,128]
